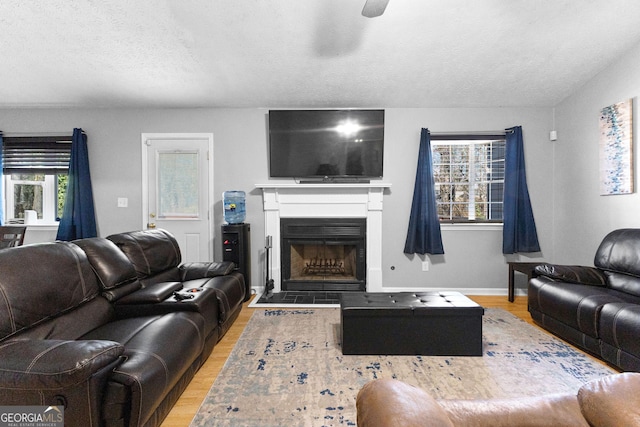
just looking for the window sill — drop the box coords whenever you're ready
[25,223,60,231]
[441,223,503,231]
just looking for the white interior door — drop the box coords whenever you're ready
[142,133,213,263]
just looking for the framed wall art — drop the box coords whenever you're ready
[599,98,634,195]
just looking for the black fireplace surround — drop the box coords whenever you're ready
[281,218,366,291]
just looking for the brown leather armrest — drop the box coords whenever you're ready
[534,264,607,286]
[0,339,123,389]
[179,261,235,281]
[356,379,454,427]
[116,281,183,304]
[578,373,640,427]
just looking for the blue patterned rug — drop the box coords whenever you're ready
[190,308,616,427]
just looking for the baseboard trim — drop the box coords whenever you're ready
[250,286,527,298]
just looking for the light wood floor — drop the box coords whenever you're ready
[157,295,580,426]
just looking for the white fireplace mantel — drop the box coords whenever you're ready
[256,182,392,293]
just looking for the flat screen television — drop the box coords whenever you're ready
[268,109,384,181]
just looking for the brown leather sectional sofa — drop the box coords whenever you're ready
[529,228,640,371]
[0,229,247,427]
[356,373,640,426]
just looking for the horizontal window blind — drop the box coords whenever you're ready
[2,136,71,174]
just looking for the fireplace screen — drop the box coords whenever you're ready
[281,218,365,291]
[290,242,357,281]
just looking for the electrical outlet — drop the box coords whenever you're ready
[421,261,429,271]
[117,197,128,208]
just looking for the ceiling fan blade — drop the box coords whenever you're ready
[362,0,390,18]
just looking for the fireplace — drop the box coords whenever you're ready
[257,182,391,294]
[281,218,366,291]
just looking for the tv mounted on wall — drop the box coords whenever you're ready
[268,109,384,182]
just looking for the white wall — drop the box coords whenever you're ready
[0,106,553,295]
[552,42,640,265]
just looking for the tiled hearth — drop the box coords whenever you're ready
[256,291,345,305]
[256,182,391,295]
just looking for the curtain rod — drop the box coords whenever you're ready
[431,130,508,136]
[0,131,85,136]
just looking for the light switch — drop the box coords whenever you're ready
[117,197,128,208]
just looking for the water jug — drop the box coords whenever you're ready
[223,190,246,224]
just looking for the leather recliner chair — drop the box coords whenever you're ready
[529,228,640,371]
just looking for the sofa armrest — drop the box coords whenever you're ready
[0,339,123,390]
[578,373,640,427]
[356,379,455,427]
[534,263,608,286]
[179,261,235,281]
[115,281,183,304]
[202,272,246,323]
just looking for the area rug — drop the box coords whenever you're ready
[190,308,617,427]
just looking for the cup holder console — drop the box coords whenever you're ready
[173,288,203,301]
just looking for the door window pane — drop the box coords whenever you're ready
[157,151,199,219]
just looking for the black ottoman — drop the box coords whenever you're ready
[340,292,484,356]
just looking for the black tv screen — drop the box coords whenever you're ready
[268,109,384,180]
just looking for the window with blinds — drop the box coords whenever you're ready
[2,136,71,224]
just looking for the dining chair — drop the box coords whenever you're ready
[0,226,27,249]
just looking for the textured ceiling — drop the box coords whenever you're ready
[2,0,640,109]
